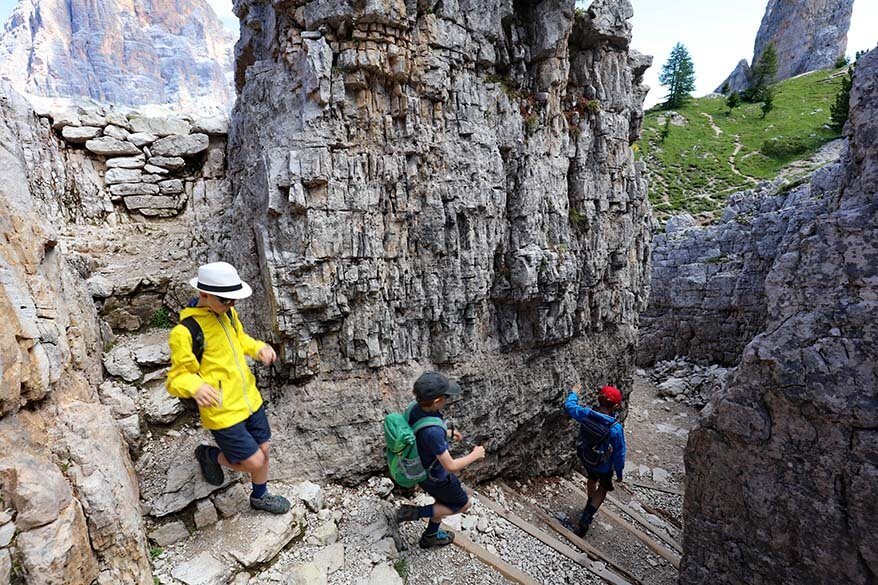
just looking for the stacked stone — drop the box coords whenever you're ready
[44,105,227,218]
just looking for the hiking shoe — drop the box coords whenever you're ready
[250,493,291,515]
[396,504,420,523]
[194,445,224,486]
[419,528,455,549]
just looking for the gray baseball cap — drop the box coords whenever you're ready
[413,371,461,401]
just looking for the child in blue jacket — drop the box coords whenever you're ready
[564,383,626,536]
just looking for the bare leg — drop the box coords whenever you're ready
[218,449,268,484]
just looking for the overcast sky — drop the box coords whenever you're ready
[1,0,875,108]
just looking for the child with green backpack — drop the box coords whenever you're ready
[385,371,485,548]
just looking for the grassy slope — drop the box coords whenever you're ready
[638,68,846,222]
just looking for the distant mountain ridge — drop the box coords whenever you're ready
[717,0,853,93]
[0,0,235,112]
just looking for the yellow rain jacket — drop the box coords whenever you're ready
[166,305,267,430]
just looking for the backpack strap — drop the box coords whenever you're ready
[180,316,204,364]
[411,417,446,433]
[227,307,239,332]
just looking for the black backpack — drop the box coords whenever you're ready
[176,311,238,412]
[576,412,618,468]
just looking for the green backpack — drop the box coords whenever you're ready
[384,402,446,488]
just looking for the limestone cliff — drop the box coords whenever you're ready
[225,0,653,483]
[717,0,853,93]
[680,48,878,584]
[0,81,152,585]
[0,0,235,111]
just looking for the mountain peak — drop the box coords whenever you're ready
[0,0,235,112]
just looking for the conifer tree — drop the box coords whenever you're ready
[659,43,696,109]
[829,59,857,132]
[746,43,778,102]
[725,91,741,115]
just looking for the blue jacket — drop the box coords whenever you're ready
[564,392,626,478]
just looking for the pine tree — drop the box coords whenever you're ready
[725,91,741,115]
[746,43,778,102]
[659,43,696,109]
[829,60,856,132]
[760,87,775,119]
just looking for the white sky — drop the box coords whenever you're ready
[2,0,876,109]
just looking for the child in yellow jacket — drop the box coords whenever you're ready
[167,262,290,514]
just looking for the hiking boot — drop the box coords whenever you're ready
[396,504,420,523]
[250,493,291,514]
[573,519,592,538]
[194,445,224,486]
[419,528,455,549]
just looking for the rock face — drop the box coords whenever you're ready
[638,177,828,367]
[680,48,878,585]
[226,0,652,482]
[715,59,751,94]
[717,0,853,93]
[0,0,235,111]
[753,0,853,81]
[0,81,153,584]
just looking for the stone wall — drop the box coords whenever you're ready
[225,0,652,482]
[680,48,878,585]
[638,178,828,367]
[0,83,152,584]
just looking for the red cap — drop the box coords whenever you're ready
[598,385,622,405]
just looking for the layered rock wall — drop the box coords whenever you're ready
[226,0,652,482]
[680,48,878,585]
[638,179,828,367]
[0,82,155,585]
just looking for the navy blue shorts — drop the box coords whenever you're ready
[420,474,469,512]
[210,406,272,464]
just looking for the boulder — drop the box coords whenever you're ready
[170,552,230,585]
[61,125,102,143]
[128,132,158,147]
[148,156,186,170]
[128,116,191,137]
[133,343,170,367]
[105,168,142,184]
[148,520,189,546]
[292,480,324,512]
[212,483,249,518]
[109,183,160,197]
[123,194,180,212]
[105,155,146,169]
[150,134,209,157]
[284,562,326,585]
[85,137,142,156]
[227,506,306,567]
[368,563,403,585]
[143,385,184,424]
[194,499,218,529]
[312,542,344,575]
[102,346,142,382]
[103,124,131,141]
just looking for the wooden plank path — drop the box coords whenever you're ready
[479,486,639,585]
[560,478,681,569]
[448,529,542,585]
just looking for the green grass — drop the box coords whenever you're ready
[149,307,174,329]
[393,558,408,582]
[638,68,845,222]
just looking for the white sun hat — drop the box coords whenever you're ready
[189,262,253,299]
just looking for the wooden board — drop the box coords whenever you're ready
[560,478,681,569]
[495,482,644,585]
[624,478,685,496]
[448,530,542,585]
[605,493,683,553]
[479,488,638,585]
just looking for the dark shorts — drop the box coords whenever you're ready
[586,468,615,492]
[420,474,469,513]
[210,406,272,464]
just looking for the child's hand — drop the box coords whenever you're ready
[471,445,486,460]
[194,383,220,407]
[451,429,463,442]
[258,345,277,365]
[571,383,582,395]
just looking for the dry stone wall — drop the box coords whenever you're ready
[0,82,152,584]
[225,0,652,482]
[680,48,878,585]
